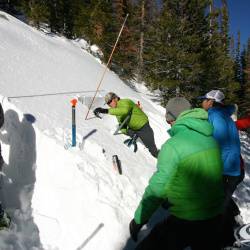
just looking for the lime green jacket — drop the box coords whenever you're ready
[134,108,224,224]
[108,99,148,133]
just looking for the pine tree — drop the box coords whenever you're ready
[137,0,145,83]
[241,38,250,114]
[135,0,159,83]
[230,35,235,58]
[234,31,242,84]
[21,0,49,28]
[143,0,212,103]
[108,0,137,79]
[61,0,74,38]
[203,0,238,103]
[219,0,239,102]
[0,0,21,14]
[208,0,215,39]
[233,31,245,111]
[221,0,230,52]
[47,0,64,34]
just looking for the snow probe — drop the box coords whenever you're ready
[85,14,129,120]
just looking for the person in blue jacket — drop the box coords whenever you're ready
[199,90,242,247]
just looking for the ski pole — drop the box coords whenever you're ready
[85,13,129,120]
[71,98,78,147]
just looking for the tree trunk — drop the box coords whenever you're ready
[138,0,144,83]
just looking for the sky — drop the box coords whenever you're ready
[157,0,250,49]
[0,9,250,250]
[215,0,250,49]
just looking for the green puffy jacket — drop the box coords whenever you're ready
[108,99,148,134]
[134,108,224,224]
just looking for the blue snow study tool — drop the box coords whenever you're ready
[71,99,77,147]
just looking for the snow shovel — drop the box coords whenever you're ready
[113,114,131,135]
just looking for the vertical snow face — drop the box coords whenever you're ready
[0,98,143,250]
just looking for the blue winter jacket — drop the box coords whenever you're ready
[208,105,241,176]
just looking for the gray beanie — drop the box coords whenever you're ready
[104,92,119,104]
[165,97,191,121]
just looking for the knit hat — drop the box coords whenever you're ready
[104,92,119,104]
[165,97,191,121]
[198,90,225,104]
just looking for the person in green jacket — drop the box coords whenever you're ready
[129,97,224,250]
[93,92,158,158]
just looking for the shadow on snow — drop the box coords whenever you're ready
[0,109,42,249]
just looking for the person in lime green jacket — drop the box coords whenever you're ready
[129,97,224,250]
[93,92,158,158]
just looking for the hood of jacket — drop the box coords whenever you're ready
[169,108,213,137]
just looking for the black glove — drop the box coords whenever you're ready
[93,107,108,117]
[129,219,144,242]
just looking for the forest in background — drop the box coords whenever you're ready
[0,0,249,115]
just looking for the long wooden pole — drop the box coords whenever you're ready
[85,14,129,120]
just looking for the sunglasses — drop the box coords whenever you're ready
[107,99,113,105]
[166,120,174,125]
[166,110,176,125]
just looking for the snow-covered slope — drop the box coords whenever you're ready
[0,11,249,250]
[0,11,167,250]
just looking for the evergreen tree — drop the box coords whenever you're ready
[143,0,211,103]
[61,0,74,38]
[233,31,245,111]
[47,0,64,34]
[230,34,235,58]
[221,0,230,52]
[5,0,244,108]
[234,31,242,84]
[137,0,145,83]
[108,0,137,79]
[0,0,21,14]
[89,0,111,42]
[203,0,238,103]
[71,1,92,40]
[219,0,239,102]
[20,0,49,28]
[241,39,250,114]
[134,0,159,83]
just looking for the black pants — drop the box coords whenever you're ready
[0,143,3,168]
[221,174,244,247]
[223,174,243,216]
[128,123,158,158]
[135,215,222,250]
[0,143,4,219]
